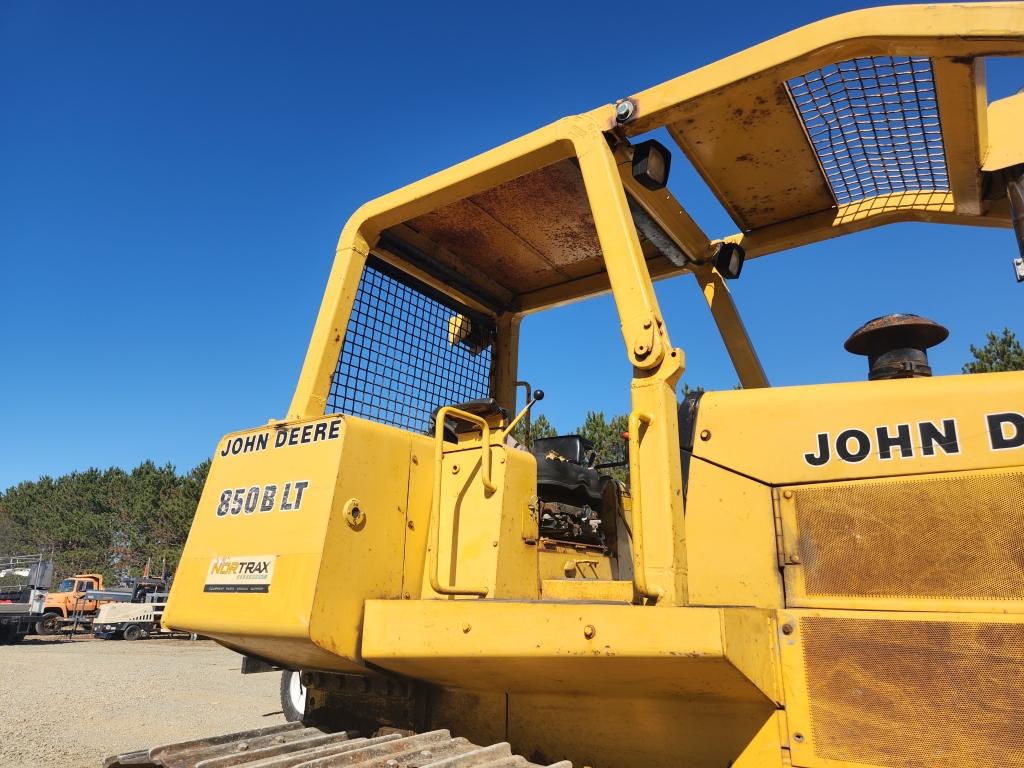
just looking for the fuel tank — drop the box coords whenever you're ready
[163,414,423,672]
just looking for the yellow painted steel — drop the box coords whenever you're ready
[423,442,539,602]
[361,600,770,698]
[731,712,788,768]
[692,265,768,389]
[690,370,1024,484]
[685,460,783,609]
[539,578,631,602]
[537,544,616,582]
[159,4,1024,767]
[164,415,415,672]
[984,91,1024,171]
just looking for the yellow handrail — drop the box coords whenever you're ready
[627,410,663,600]
[427,406,494,597]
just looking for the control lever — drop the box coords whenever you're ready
[503,388,545,444]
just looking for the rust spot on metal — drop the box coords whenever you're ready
[405,160,604,296]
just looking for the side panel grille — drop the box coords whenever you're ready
[787,469,1024,604]
[799,615,1024,768]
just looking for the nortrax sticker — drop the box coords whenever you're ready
[204,555,276,593]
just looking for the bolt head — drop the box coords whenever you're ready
[462,623,472,634]
[699,429,712,441]
[583,624,596,639]
[782,622,795,635]
[615,100,635,123]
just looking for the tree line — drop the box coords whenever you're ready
[1,328,1020,583]
[0,460,209,583]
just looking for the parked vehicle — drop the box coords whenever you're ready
[35,572,105,634]
[0,554,52,644]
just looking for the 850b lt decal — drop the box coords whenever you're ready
[215,481,309,517]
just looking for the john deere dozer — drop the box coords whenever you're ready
[108,4,1024,767]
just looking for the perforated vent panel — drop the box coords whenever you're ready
[801,616,1024,768]
[787,56,948,204]
[793,470,1024,601]
[327,258,494,434]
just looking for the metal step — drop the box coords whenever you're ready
[103,723,572,768]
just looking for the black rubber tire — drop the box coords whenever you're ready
[279,670,307,722]
[0,626,11,645]
[35,613,62,635]
[123,624,144,641]
[8,630,26,644]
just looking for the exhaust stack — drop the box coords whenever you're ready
[845,314,948,381]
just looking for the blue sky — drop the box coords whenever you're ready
[1,1,1021,490]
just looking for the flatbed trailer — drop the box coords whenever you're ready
[92,592,170,640]
[0,606,41,642]
[64,577,169,634]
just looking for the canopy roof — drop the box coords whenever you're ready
[359,3,1024,315]
[290,4,1024,419]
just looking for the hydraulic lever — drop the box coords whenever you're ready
[503,388,545,443]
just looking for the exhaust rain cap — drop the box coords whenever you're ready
[844,314,948,381]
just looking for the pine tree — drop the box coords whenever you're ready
[963,328,1024,373]
[512,413,557,450]
[0,460,210,583]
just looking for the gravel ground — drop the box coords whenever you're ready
[0,635,285,768]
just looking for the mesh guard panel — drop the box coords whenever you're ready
[326,258,494,434]
[801,616,1024,768]
[787,56,948,205]
[793,470,1024,601]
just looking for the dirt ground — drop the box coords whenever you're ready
[0,635,285,768]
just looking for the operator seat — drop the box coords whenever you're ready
[430,398,509,443]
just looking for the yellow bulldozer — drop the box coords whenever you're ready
[108,4,1024,767]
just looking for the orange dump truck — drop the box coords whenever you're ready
[36,573,104,634]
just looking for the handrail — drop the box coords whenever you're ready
[627,410,663,601]
[427,406,494,597]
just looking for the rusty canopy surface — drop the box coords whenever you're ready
[366,2,1024,314]
[286,2,1024,419]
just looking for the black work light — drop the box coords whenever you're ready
[631,140,672,191]
[713,242,746,280]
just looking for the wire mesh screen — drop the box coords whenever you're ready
[326,258,494,433]
[787,56,948,205]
